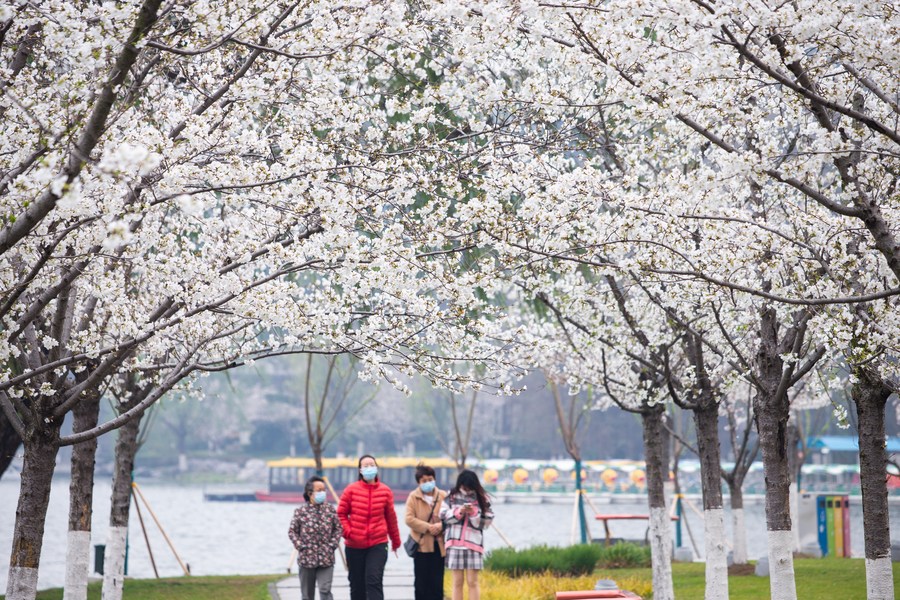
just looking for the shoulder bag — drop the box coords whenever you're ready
[404,492,440,557]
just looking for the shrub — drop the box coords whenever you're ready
[486,543,650,577]
[485,544,603,577]
[595,543,652,569]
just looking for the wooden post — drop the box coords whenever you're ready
[132,482,191,576]
[491,521,515,548]
[570,490,580,544]
[131,486,159,578]
[578,490,594,542]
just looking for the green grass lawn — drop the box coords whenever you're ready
[601,557,900,599]
[4,575,284,600]
[8,558,899,599]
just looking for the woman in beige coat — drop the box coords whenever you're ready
[405,463,447,600]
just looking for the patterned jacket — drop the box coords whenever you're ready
[440,491,493,554]
[288,502,343,568]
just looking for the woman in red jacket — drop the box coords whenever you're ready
[337,455,401,600]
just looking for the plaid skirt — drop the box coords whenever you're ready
[444,547,484,570]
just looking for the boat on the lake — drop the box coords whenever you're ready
[253,456,459,503]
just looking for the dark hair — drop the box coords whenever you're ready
[451,469,490,515]
[303,475,325,502]
[357,454,379,482]
[415,463,436,483]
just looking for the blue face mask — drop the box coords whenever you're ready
[361,466,378,481]
[420,481,436,494]
[313,491,327,504]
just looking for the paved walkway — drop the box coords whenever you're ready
[272,561,415,600]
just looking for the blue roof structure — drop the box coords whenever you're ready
[807,435,900,453]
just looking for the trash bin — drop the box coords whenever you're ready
[94,544,105,575]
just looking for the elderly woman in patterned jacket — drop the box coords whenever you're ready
[288,476,343,600]
[440,469,494,600]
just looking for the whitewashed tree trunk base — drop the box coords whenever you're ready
[865,557,894,600]
[789,482,801,552]
[64,530,92,600]
[767,530,797,600]
[732,507,748,564]
[705,508,729,600]
[101,526,128,600]
[6,566,40,600]
[649,506,674,600]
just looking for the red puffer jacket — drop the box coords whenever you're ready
[337,480,401,550]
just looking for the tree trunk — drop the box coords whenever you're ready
[754,309,797,600]
[64,391,101,600]
[313,444,323,476]
[101,413,141,600]
[693,403,728,600]
[728,478,748,565]
[754,396,796,599]
[852,370,894,600]
[0,411,23,479]
[642,407,673,600]
[5,425,60,600]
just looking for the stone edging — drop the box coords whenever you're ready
[268,581,281,600]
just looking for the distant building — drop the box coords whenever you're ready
[806,435,900,465]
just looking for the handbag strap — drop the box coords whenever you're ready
[422,491,440,536]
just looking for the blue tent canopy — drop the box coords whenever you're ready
[807,435,900,453]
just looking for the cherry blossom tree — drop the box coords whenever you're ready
[0,3,519,598]
[398,4,897,598]
[4,3,896,600]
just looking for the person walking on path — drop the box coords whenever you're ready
[288,476,343,600]
[440,469,493,600]
[405,463,447,600]
[337,455,401,600]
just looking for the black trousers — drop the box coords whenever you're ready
[345,543,388,600]
[413,548,445,600]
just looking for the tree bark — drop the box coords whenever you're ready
[5,424,60,600]
[752,307,797,600]
[64,390,101,600]
[727,478,748,564]
[642,406,673,600]
[755,399,796,599]
[852,369,894,600]
[101,412,142,600]
[693,403,728,600]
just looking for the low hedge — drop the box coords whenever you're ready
[595,542,652,569]
[486,543,651,577]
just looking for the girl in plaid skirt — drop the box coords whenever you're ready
[440,470,493,600]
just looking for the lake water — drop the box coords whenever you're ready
[1,479,899,591]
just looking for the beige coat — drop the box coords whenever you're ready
[404,486,447,556]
